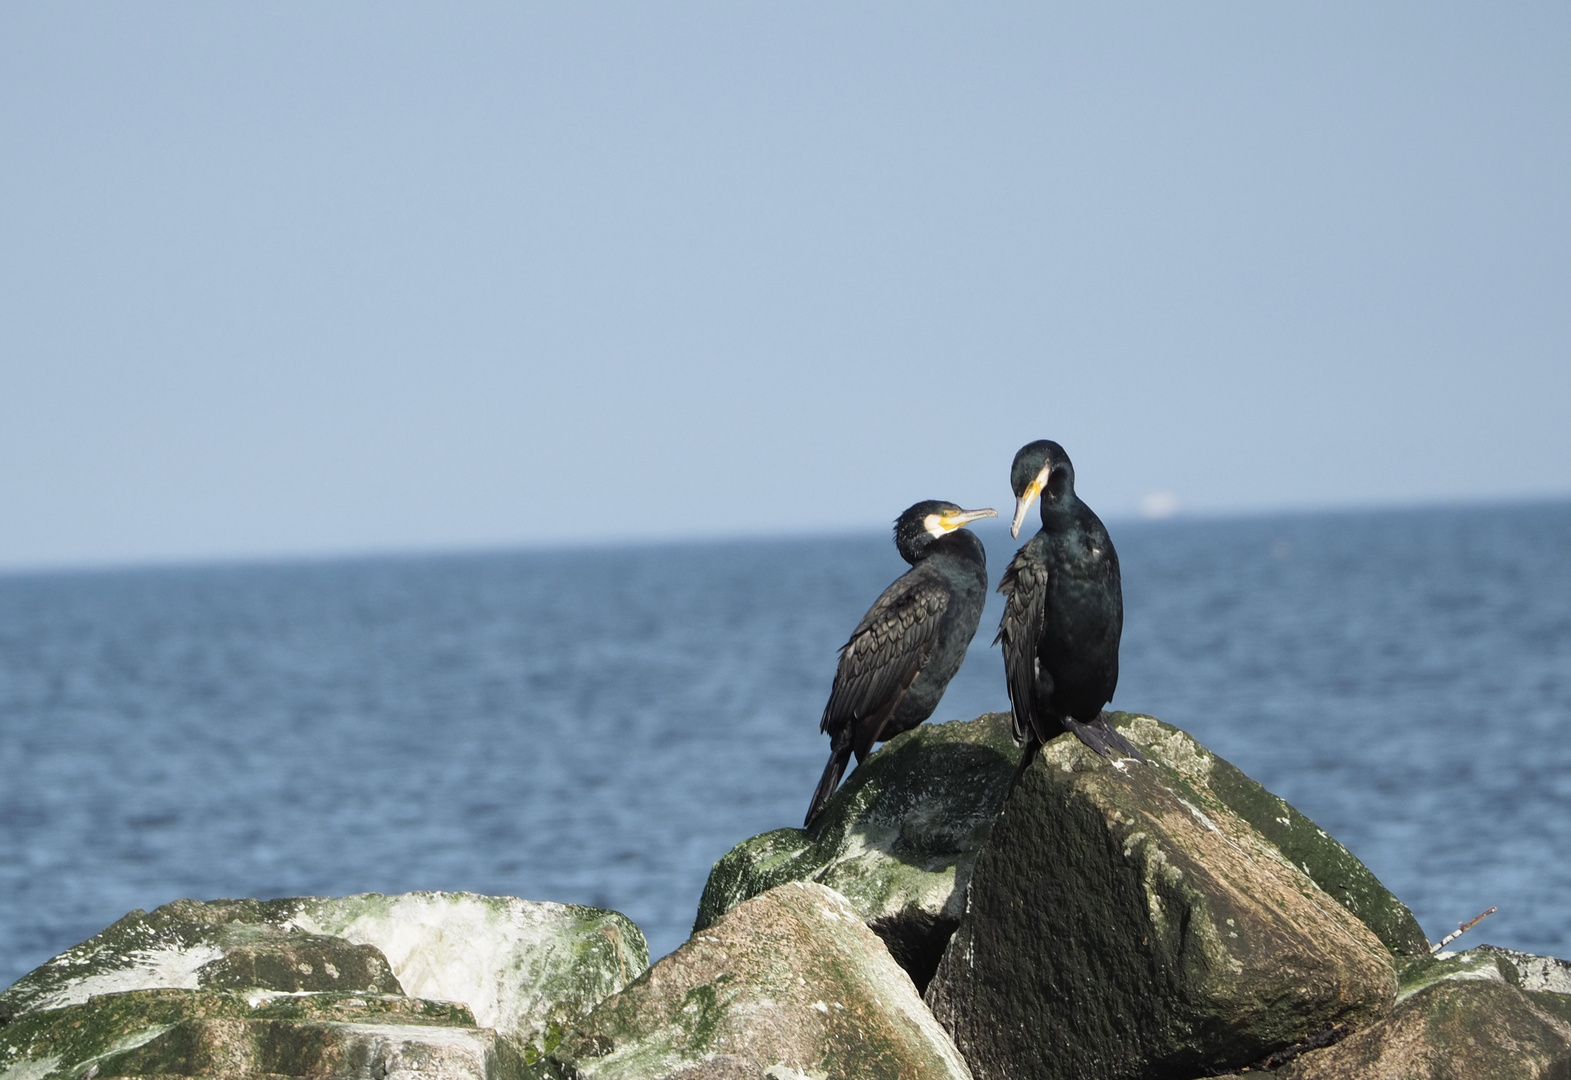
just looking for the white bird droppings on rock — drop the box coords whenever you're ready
[29,945,223,1013]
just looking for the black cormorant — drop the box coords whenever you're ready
[997,440,1145,770]
[804,500,997,827]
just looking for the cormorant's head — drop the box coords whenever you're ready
[1008,440,1075,537]
[893,500,997,563]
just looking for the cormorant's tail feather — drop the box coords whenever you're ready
[1006,738,1042,796]
[1063,713,1148,763]
[805,738,854,828]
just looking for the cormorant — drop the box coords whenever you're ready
[804,500,997,827]
[997,440,1145,771]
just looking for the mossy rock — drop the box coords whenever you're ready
[925,724,1398,1080]
[1120,715,1429,957]
[550,882,971,1080]
[285,892,648,1054]
[695,713,1020,989]
[0,899,403,1022]
[0,892,648,1076]
[0,987,511,1080]
[696,712,1423,999]
[1221,947,1571,1079]
[1393,942,1571,998]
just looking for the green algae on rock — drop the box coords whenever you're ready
[0,892,647,1079]
[695,713,1020,989]
[925,725,1398,1080]
[552,882,972,1080]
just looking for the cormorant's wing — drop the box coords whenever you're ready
[995,543,1048,746]
[821,572,949,759]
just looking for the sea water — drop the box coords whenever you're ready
[1,501,1568,987]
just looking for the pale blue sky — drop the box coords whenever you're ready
[2,4,1567,570]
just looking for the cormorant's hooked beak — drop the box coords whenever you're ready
[925,507,998,538]
[1009,464,1054,538]
[945,507,998,530]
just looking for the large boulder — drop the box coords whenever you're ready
[695,714,1021,989]
[552,881,972,1080]
[925,718,1399,1080]
[0,892,648,1079]
[1218,947,1571,1078]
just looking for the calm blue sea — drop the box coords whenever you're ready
[2,501,1569,988]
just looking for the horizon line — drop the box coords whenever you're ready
[2,490,1567,581]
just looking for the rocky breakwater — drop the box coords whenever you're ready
[5,712,1569,1080]
[691,711,1571,1079]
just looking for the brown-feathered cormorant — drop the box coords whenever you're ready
[997,440,1144,770]
[804,500,997,827]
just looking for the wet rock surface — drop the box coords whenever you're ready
[553,882,971,1080]
[695,713,1021,990]
[0,892,647,1080]
[924,715,1398,1080]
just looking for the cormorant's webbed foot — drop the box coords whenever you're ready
[1063,713,1147,763]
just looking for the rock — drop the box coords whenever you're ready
[1120,715,1429,957]
[695,713,1021,990]
[696,714,1425,998]
[0,988,510,1080]
[191,933,402,995]
[1218,947,1571,1078]
[287,892,648,1054]
[552,882,972,1080]
[925,720,1398,1080]
[0,899,404,1021]
[0,892,648,1079]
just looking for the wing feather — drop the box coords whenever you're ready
[821,574,948,758]
[995,544,1048,746]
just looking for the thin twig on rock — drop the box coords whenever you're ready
[1431,906,1497,953]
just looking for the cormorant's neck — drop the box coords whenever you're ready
[1038,491,1081,528]
[924,528,986,566]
